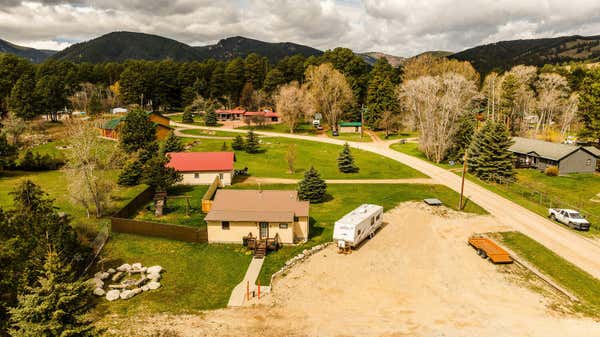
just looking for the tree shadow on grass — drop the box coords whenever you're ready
[308,217,324,239]
[168,185,195,195]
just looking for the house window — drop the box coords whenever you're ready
[294,216,299,222]
[221,221,230,230]
[586,159,592,166]
[219,173,224,180]
[194,173,200,179]
[279,223,288,229]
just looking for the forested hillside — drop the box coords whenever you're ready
[0,39,55,63]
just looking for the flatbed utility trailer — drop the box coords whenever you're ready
[468,236,513,264]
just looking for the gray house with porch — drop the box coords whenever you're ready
[508,137,599,174]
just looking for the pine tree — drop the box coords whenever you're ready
[298,166,327,203]
[8,72,37,120]
[181,108,194,124]
[337,143,359,173]
[120,109,156,153]
[231,135,245,150]
[162,131,184,154]
[9,250,98,337]
[86,91,102,115]
[446,114,476,163]
[141,154,183,193]
[118,158,144,186]
[204,106,218,126]
[467,121,515,183]
[578,68,600,142]
[245,130,260,154]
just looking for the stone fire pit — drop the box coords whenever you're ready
[88,263,163,301]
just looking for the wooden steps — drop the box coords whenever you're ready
[255,240,267,258]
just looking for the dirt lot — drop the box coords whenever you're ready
[111,203,600,337]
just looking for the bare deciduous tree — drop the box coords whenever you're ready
[3,112,26,145]
[399,73,477,163]
[535,73,570,134]
[378,110,403,138]
[274,81,313,133]
[65,120,119,218]
[402,54,480,83]
[305,63,354,132]
[285,144,297,174]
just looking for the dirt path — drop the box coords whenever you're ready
[170,122,600,280]
[239,177,435,185]
[115,204,600,337]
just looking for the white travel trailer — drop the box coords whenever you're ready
[333,204,384,249]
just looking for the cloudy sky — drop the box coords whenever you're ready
[1,0,600,56]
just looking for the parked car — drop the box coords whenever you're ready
[548,208,590,231]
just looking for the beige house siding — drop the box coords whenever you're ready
[179,171,232,186]
[207,218,308,244]
[339,126,361,133]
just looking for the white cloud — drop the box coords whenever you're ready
[0,0,599,56]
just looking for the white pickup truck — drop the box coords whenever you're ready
[548,208,591,231]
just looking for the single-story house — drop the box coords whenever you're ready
[339,121,362,133]
[205,190,310,244]
[508,137,599,174]
[216,108,246,120]
[166,152,235,186]
[243,110,281,123]
[98,111,172,141]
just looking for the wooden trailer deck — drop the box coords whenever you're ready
[468,236,513,264]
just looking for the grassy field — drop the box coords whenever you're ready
[169,114,211,126]
[327,130,372,142]
[135,185,209,228]
[375,130,419,140]
[237,122,317,135]
[178,128,240,138]
[227,183,487,285]
[94,233,252,317]
[0,170,146,232]
[497,231,600,317]
[390,141,600,234]
[186,136,426,179]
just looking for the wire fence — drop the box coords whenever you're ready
[488,173,600,228]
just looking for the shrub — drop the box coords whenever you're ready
[17,150,64,171]
[231,135,245,150]
[545,166,559,176]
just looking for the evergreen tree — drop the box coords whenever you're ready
[225,58,245,103]
[204,106,218,126]
[86,90,102,115]
[231,135,245,150]
[8,72,37,120]
[337,143,359,173]
[366,58,399,129]
[209,63,226,99]
[578,68,600,143]
[9,250,98,337]
[245,130,260,154]
[141,154,182,193]
[263,68,285,93]
[120,109,156,153]
[500,74,519,135]
[181,108,194,124]
[446,114,476,163]
[34,75,67,122]
[467,121,515,183]
[162,131,184,154]
[117,158,143,186]
[0,132,17,171]
[297,166,327,203]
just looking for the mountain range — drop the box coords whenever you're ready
[2,31,600,73]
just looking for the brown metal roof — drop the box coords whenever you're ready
[205,190,309,222]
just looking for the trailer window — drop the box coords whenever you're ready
[371,217,375,226]
[358,230,362,236]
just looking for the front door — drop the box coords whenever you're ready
[259,222,269,239]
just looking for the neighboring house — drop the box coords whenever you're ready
[98,111,172,140]
[205,190,310,244]
[111,107,128,114]
[243,110,281,123]
[216,108,246,120]
[339,121,362,133]
[508,137,599,174]
[166,152,235,186]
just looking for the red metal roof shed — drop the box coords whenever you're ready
[166,152,235,172]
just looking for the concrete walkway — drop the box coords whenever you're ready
[238,177,435,185]
[171,121,600,281]
[228,257,266,307]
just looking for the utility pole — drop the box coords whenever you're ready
[459,148,468,210]
[360,105,366,138]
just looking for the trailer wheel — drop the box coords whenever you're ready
[476,249,483,256]
[550,214,556,221]
[480,250,488,259]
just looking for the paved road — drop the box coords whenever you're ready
[171,121,600,280]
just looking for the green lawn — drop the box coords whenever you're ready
[228,183,486,285]
[178,128,240,138]
[26,140,69,159]
[187,136,426,179]
[94,233,252,317]
[237,122,317,135]
[497,231,600,317]
[328,130,372,142]
[169,113,206,126]
[134,185,209,228]
[390,142,600,234]
[0,170,146,233]
[375,130,419,140]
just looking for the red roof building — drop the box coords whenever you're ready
[166,152,236,186]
